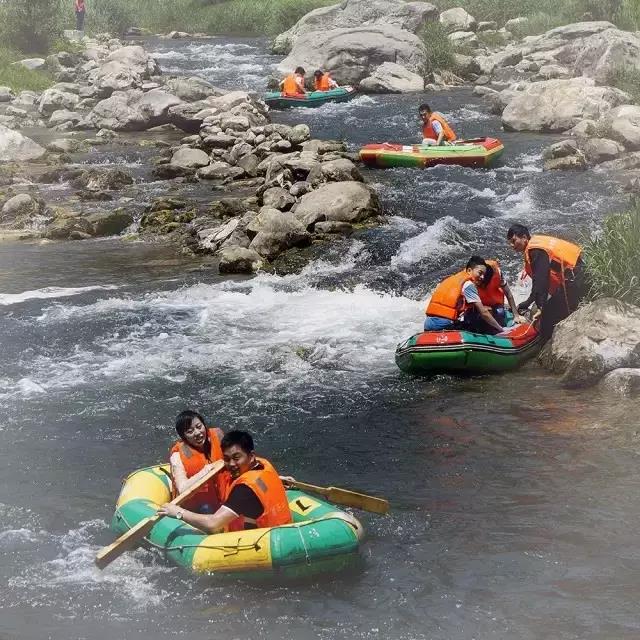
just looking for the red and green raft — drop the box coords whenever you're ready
[359,138,504,169]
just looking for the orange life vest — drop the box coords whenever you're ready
[314,73,332,91]
[524,235,581,295]
[170,428,223,510]
[221,456,292,532]
[478,259,505,307]
[422,113,457,142]
[282,74,303,96]
[425,271,472,320]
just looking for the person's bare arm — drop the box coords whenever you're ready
[170,452,216,495]
[157,503,238,534]
[472,301,503,332]
[503,283,527,323]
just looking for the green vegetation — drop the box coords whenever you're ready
[419,22,456,74]
[0,0,63,54]
[608,66,640,103]
[583,202,640,306]
[0,48,53,92]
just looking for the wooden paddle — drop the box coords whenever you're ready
[95,460,225,570]
[284,479,389,514]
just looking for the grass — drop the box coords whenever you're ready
[87,0,337,37]
[607,66,640,103]
[583,202,640,306]
[0,47,53,92]
[419,22,457,75]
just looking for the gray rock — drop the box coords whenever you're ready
[502,78,629,132]
[580,137,624,164]
[237,153,260,177]
[598,368,640,398]
[0,87,14,103]
[197,161,244,180]
[359,62,424,93]
[277,25,429,87]
[0,125,46,161]
[201,133,237,150]
[593,151,640,173]
[1,194,40,220]
[218,246,264,274]
[448,31,478,48]
[46,138,82,153]
[290,181,312,197]
[539,298,640,387]
[171,147,210,169]
[39,88,79,116]
[543,154,587,171]
[604,104,640,150]
[309,158,363,183]
[89,45,161,97]
[262,187,296,211]
[314,220,353,234]
[16,58,46,70]
[505,17,529,32]
[477,21,498,32]
[87,210,134,236]
[440,8,477,33]
[45,215,94,240]
[288,124,311,146]
[247,208,311,259]
[294,181,381,229]
[273,0,438,54]
[13,91,38,107]
[566,119,599,137]
[73,168,134,191]
[536,64,572,79]
[48,110,82,128]
[454,54,480,77]
[165,76,221,102]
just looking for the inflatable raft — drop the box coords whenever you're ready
[112,465,364,579]
[263,86,356,109]
[395,322,541,376]
[359,138,504,169]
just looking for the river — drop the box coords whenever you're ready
[1,36,639,640]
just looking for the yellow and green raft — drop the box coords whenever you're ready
[112,465,364,578]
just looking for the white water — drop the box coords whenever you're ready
[0,285,119,306]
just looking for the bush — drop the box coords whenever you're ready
[0,47,53,91]
[0,0,63,54]
[607,66,640,104]
[88,0,137,36]
[583,202,640,306]
[419,22,456,75]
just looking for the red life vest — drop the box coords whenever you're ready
[478,259,505,307]
[170,428,223,510]
[524,235,581,295]
[422,113,457,142]
[425,271,472,320]
[314,73,332,91]
[282,74,303,96]
[220,457,292,532]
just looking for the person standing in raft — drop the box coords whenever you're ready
[313,69,338,91]
[159,430,292,532]
[419,103,457,146]
[279,67,307,97]
[480,259,527,327]
[507,224,585,341]
[169,410,224,514]
[74,0,86,31]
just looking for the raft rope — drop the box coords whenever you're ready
[114,510,359,557]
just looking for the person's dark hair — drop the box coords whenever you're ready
[481,263,494,287]
[175,410,211,458]
[314,69,323,79]
[221,430,255,454]
[295,66,305,75]
[507,224,531,240]
[419,103,432,114]
[465,255,487,270]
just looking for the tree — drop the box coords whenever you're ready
[3,0,63,54]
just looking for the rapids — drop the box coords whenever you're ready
[1,36,639,640]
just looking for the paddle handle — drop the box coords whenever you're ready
[285,479,330,498]
[95,460,225,570]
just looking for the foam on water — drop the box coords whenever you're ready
[0,285,119,306]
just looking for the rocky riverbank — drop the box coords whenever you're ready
[0,33,381,274]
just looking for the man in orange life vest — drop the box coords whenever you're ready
[313,69,338,91]
[507,223,585,341]
[279,66,307,97]
[158,430,292,533]
[425,256,506,334]
[419,103,457,146]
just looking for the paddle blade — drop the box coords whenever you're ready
[326,487,390,514]
[94,515,158,570]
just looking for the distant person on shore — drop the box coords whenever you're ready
[479,259,528,327]
[424,256,505,334]
[74,0,86,31]
[160,430,292,533]
[313,69,338,92]
[507,224,585,340]
[419,103,456,146]
[280,67,306,97]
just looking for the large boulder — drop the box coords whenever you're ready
[439,8,477,33]
[218,246,264,274]
[542,139,587,170]
[246,208,311,259]
[170,147,210,169]
[502,78,629,132]
[603,104,640,150]
[538,298,640,388]
[277,25,429,86]
[359,61,424,93]
[89,46,161,97]
[38,88,79,116]
[1,193,41,220]
[598,368,640,398]
[87,210,134,236]
[164,77,222,102]
[294,181,381,229]
[580,137,624,164]
[272,0,438,54]
[0,126,46,162]
[72,168,134,191]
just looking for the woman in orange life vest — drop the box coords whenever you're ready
[169,410,224,514]
[159,430,292,533]
[279,66,307,97]
[507,223,585,341]
[419,103,457,146]
[313,69,338,91]
[479,260,528,328]
[424,256,505,334]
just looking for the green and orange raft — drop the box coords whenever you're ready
[263,86,356,109]
[359,138,504,169]
[395,322,541,376]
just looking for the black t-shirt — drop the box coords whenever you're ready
[223,463,265,529]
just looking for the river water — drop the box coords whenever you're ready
[1,37,639,640]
